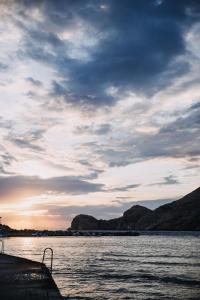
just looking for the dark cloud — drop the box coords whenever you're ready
[11,138,43,151]
[78,159,93,167]
[98,148,135,168]
[80,169,104,180]
[162,175,179,185]
[0,62,8,71]
[8,129,46,152]
[184,164,200,170]
[149,175,180,186]
[191,101,200,110]
[94,124,111,135]
[0,175,104,200]
[91,104,200,166]
[0,117,13,130]
[0,166,13,175]
[75,123,111,135]
[108,183,140,192]
[11,0,200,107]
[26,77,42,86]
[0,150,16,175]
[137,106,200,159]
[71,101,200,171]
[0,152,16,165]
[160,108,200,134]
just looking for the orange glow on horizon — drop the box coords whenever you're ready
[3,214,70,231]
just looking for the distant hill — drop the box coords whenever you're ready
[69,187,200,231]
[136,187,200,230]
[70,205,151,231]
[0,224,14,234]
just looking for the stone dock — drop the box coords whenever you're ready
[0,253,63,300]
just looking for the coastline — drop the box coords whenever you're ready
[1,230,200,238]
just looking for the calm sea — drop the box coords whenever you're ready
[4,234,200,299]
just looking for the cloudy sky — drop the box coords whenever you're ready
[0,0,199,230]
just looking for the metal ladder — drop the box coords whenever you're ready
[42,247,53,273]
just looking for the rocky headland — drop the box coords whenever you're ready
[69,187,200,231]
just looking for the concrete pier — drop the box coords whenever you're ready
[0,253,63,300]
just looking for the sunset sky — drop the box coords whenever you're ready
[0,0,199,230]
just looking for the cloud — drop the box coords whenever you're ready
[108,183,140,192]
[0,149,16,175]
[75,123,111,135]
[0,117,13,130]
[162,175,179,185]
[191,101,200,110]
[0,0,200,229]
[5,0,200,107]
[0,152,16,165]
[7,129,46,152]
[0,175,104,201]
[80,169,104,180]
[94,124,111,135]
[11,137,44,151]
[137,105,200,159]
[149,175,180,186]
[26,77,42,86]
[0,166,13,175]
[86,103,200,167]
[0,62,8,71]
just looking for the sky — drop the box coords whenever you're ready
[0,0,200,230]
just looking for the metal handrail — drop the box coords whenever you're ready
[42,247,53,273]
[0,239,4,254]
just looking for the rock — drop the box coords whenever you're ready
[69,187,200,231]
[121,205,152,229]
[70,214,100,230]
[70,205,151,230]
[136,187,200,230]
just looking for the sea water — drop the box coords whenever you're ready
[4,234,200,299]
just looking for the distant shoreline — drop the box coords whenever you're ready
[1,230,200,238]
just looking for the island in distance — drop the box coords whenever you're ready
[69,187,200,231]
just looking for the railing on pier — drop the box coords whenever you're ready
[42,248,53,273]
